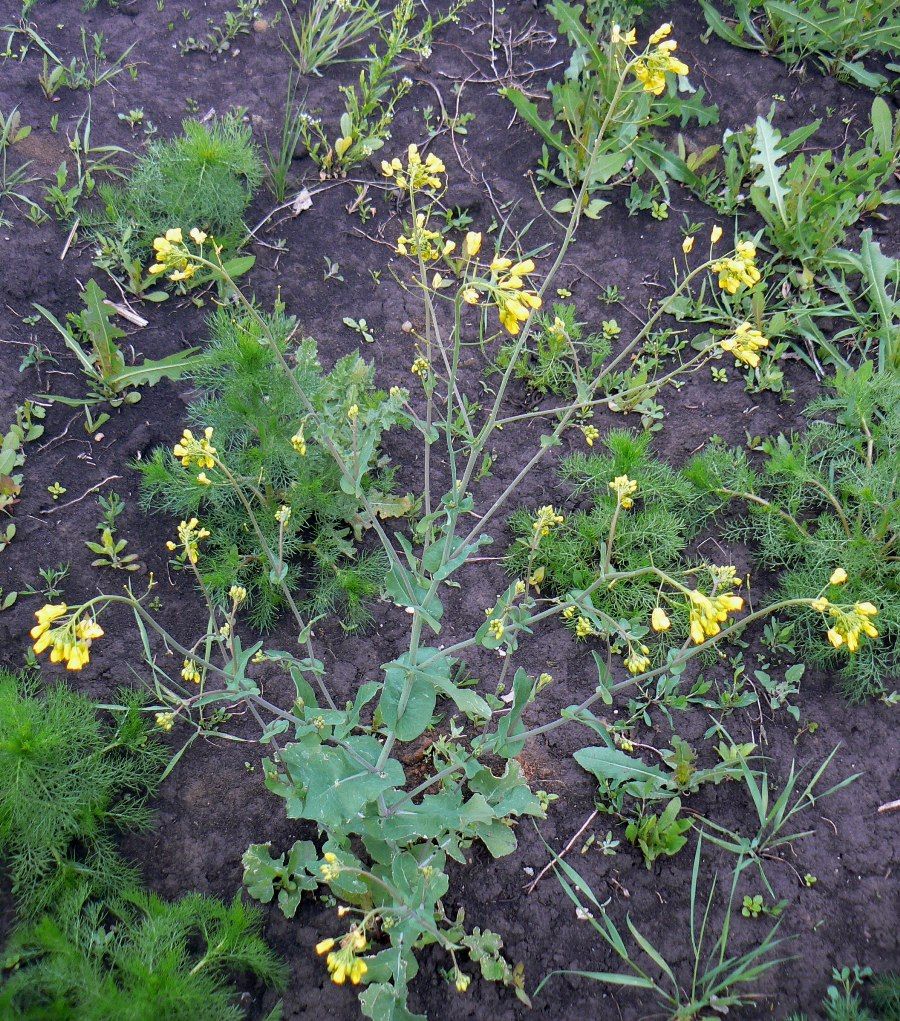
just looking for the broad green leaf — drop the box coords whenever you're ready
[379,651,445,741]
[277,736,404,828]
[574,746,668,786]
[750,117,789,227]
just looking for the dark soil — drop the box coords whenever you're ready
[0,0,897,1018]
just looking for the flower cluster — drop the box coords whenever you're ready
[166,517,210,565]
[173,427,217,470]
[31,604,104,671]
[487,618,505,641]
[181,658,201,684]
[712,240,761,295]
[487,257,542,335]
[291,426,307,456]
[581,424,600,446]
[396,213,449,261]
[631,24,689,95]
[533,504,564,537]
[624,646,651,674]
[609,474,638,509]
[149,227,209,282]
[687,588,744,644]
[809,574,879,652]
[721,322,769,368]
[381,143,445,194]
[411,356,430,379]
[316,929,368,986]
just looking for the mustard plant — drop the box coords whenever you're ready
[35,27,884,1019]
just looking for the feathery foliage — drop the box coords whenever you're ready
[88,115,263,270]
[507,429,704,641]
[0,885,286,1019]
[0,668,167,917]
[686,364,899,699]
[136,305,403,629]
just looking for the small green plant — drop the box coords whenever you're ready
[686,364,900,699]
[263,69,307,201]
[700,748,857,895]
[536,838,789,1016]
[87,115,263,296]
[495,303,611,397]
[85,492,140,571]
[625,796,692,866]
[507,429,705,640]
[504,6,717,199]
[0,402,45,515]
[280,0,381,75]
[42,107,129,222]
[298,0,462,175]
[744,102,898,270]
[0,107,41,222]
[36,279,201,431]
[701,0,899,90]
[180,0,266,55]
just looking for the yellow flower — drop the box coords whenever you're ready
[229,585,247,605]
[575,616,594,638]
[625,650,651,674]
[181,659,202,684]
[632,31,688,95]
[533,504,564,537]
[396,213,443,260]
[488,618,505,641]
[411,356,430,379]
[720,322,769,368]
[31,604,104,671]
[810,597,830,612]
[611,24,637,45]
[291,427,307,456]
[490,255,541,334]
[712,240,761,294]
[30,602,68,640]
[196,472,212,486]
[169,517,210,565]
[609,475,638,509]
[827,628,843,648]
[581,425,600,446]
[464,231,482,257]
[711,225,723,245]
[830,567,848,585]
[169,264,197,282]
[347,404,359,421]
[682,235,694,254]
[651,607,671,632]
[455,970,471,992]
[382,144,445,193]
[189,227,207,245]
[462,286,480,305]
[316,938,336,956]
[276,504,291,525]
[173,427,217,470]
[687,588,744,644]
[155,711,175,732]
